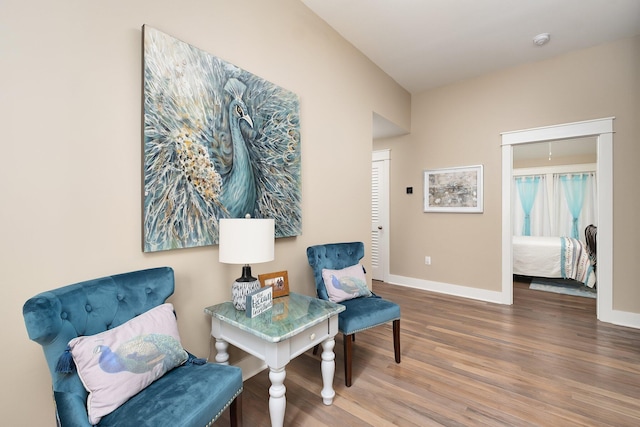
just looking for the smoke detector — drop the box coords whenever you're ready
[533,33,551,46]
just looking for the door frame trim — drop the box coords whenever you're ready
[500,117,614,322]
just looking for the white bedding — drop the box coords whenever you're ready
[513,236,596,288]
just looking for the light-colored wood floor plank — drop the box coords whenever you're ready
[218,279,640,426]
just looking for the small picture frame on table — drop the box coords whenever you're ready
[258,271,289,298]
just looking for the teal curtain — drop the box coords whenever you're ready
[560,174,588,239]
[515,176,541,236]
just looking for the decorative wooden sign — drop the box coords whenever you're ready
[246,286,273,318]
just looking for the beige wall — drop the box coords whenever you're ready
[1,0,410,423]
[376,36,640,310]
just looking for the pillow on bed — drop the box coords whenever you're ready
[68,303,188,424]
[322,264,372,303]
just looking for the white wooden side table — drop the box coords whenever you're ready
[205,292,345,427]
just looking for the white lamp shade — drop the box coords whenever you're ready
[218,218,275,264]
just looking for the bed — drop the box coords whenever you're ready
[513,235,597,288]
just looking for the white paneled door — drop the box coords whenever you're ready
[371,150,390,281]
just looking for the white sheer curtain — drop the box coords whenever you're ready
[513,175,551,236]
[553,172,597,242]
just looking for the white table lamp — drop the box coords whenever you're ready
[219,216,275,310]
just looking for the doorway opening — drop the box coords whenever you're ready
[501,118,613,321]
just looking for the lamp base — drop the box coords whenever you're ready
[232,279,261,310]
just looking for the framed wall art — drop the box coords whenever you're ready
[142,25,301,252]
[258,270,289,298]
[423,165,483,213]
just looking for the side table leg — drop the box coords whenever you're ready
[320,337,336,405]
[214,338,229,365]
[268,367,286,427]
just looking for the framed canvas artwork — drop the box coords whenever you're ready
[142,26,301,252]
[423,165,483,213]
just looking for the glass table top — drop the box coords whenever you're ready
[205,292,345,343]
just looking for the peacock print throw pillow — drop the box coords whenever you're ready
[68,303,188,425]
[322,264,372,303]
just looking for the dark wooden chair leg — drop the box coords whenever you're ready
[344,333,353,387]
[230,392,242,427]
[312,344,319,355]
[393,319,401,363]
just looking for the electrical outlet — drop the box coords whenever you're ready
[424,256,431,265]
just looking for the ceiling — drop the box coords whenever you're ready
[303,0,640,141]
[302,0,640,95]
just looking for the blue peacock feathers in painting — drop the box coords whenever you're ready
[219,78,257,219]
[143,26,301,252]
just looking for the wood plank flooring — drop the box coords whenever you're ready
[218,280,640,426]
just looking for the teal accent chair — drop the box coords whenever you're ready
[23,267,243,426]
[307,242,400,387]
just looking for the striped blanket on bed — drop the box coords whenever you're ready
[561,237,597,288]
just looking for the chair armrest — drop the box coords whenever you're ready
[53,391,92,427]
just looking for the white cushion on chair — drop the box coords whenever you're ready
[68,303,188,424]
[321,264,372,303]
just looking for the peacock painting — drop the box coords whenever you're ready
[142,26,301,252]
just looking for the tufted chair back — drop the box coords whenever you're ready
[306,241,364,301]
[306,242,400,387]
[23,267,174,421]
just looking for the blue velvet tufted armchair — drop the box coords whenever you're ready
[307,242,400,387]
[23,267,243,426]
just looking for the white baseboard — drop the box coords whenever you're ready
[385,274,640,330]
[601,309,640,330]
[386,274,504,304]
